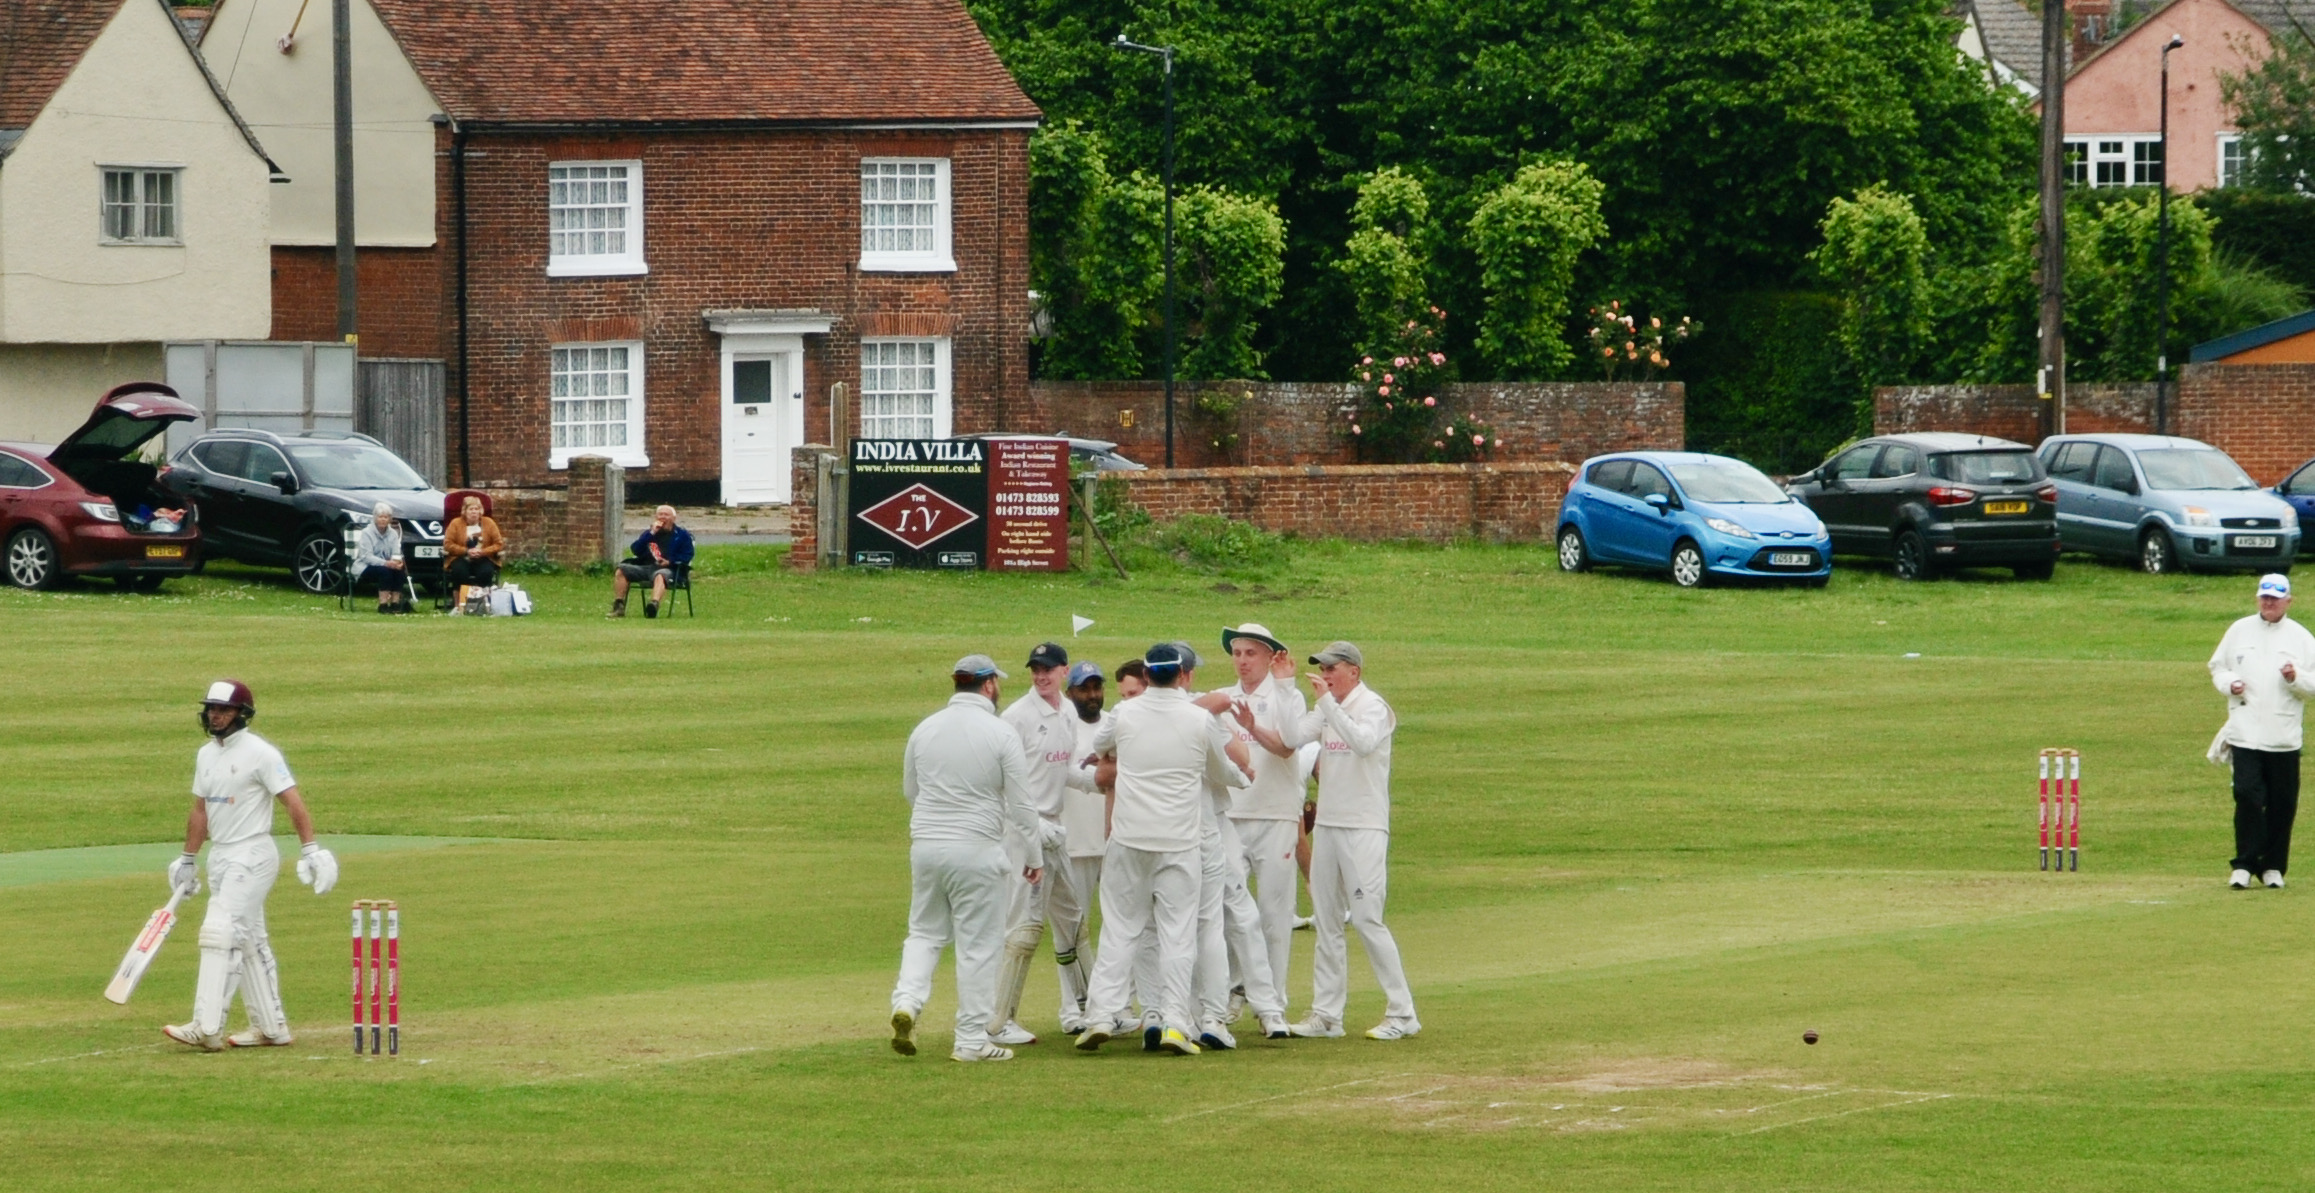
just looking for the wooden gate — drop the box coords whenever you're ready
[357,358,447,486]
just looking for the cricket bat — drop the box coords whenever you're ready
[103,889,186,1005]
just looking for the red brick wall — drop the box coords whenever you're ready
[1874,384,2157,444]
[788,444,838,570]
[2176,364,2315,484]
[478,455,623,565]
[1114,462,1577,543]
[271,246,446,359]
[449,126,1031,489]
[1024,380,1683,468]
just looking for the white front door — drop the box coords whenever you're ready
[720,343,803,505]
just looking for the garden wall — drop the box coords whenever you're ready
[1023,380,1682,468]
[1113,461,1577,544]
[477,455,625,567]
[1875,366,2315,484]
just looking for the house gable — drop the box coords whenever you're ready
[2063,0,2278,190]
[0,0,273,342]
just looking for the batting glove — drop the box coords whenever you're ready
[296,841,339,895]
[166,851,201,896]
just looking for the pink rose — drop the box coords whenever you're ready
[1473,434,1485,446]
[1429,352,1445,366]
[1362,356,1373,364]
[1394,357,1409,368]
[1378,385,1390,396]
[1351,424,1362,435]
[1383,373,1395,384]
[1360,371,1371,382]
[1423,396,1436,407]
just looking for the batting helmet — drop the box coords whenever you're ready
[198,680,256,736]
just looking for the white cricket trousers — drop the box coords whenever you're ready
[1082,842,1198,1033]
[1051,854,1101,1023]
[193,840,289,1039]
[892,838,1010,1042]
[1308,826,1416,1024]
[1199,817,1283,1021]
[1232,817,1301,1013]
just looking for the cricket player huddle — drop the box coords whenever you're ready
[892,624,1418,1061]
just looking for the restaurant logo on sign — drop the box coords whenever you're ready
[854,483,980,550]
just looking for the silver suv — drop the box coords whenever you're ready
[2037,434,2298,574]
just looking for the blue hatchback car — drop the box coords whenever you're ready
[1558,452,1832,587]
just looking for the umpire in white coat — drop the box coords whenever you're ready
[1284,641,1420,1041]
[891,655,1044,1062]
[2210,574,2315,890]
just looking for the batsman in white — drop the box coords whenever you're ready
[1282,642,1420,1041]
[992,642,1082,1045]
[891,655,1044,1062]
[162,680,338,1051]
[1053,661,1112,1033]
[1219,623,1309,1024]
[1076,643,1249,1056]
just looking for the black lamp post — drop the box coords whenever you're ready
[2157,33,2184,433]
[1114,34,1177,469]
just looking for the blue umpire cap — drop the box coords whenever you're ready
[1067,661,1105,687]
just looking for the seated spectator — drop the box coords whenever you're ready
[443,494,503,599]
[353,503,409,614]
[611,505,694,619]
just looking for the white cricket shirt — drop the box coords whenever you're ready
[902,693,1041,853]
[1224,675,1309,822]
[1060,711,1110,859]
[1092,686,1236,853]
[1001,689,1077,820]
[1286,682,1396,831]
[2210,613,2315,752]
[191,730,295,848]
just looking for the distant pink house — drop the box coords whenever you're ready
[1960,0,2309,191]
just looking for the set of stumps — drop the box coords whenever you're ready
[2038,748,2082,872]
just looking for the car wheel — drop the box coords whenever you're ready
[120,574,166,592]
[1557,525,1591,573]
[2139,529,2179,575]
[1893,530,1936,581]
[5,527,60,590]
[2012,560,2056,581]
[1669,540,1709,588]
[293,532,346,595]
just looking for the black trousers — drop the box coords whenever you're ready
[447,557,498,588]
[2231,746,2300,875]
[355,564,406,594]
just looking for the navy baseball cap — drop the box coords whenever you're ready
[1028,642,1069,669]
[1145,642,1186,671]
[1067,661,1104,686]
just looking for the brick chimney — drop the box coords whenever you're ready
[2067,0,2114,60]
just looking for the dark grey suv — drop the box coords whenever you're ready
[160,429,448,594]
[1786,433,2061,580]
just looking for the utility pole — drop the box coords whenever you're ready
[1114,35,1177,468]
[333,0,357,345]
[2037,0,2067,440]
[2156,34,2184,434]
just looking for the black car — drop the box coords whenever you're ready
[1785,432,2060,580]
[161,429,449,594]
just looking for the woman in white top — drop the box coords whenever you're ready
[352,503,408,613]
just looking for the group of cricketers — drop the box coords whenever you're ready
[892,624,1418,1061]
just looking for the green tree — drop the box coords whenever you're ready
[1469,159,1608,378]
[1811,184,1931,390]
[1027,122,1162,379]
[2221,29,2315,193]
[1334,168,1436,359]
[1176,187,1288,379]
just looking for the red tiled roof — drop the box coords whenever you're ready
[0,0,121,128]
[367,0,1041,125]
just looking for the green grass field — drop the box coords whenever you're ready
[4,543,2311,1190]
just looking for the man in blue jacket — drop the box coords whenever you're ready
[610,505,694,619]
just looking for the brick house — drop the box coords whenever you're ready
[199,0,1038,503]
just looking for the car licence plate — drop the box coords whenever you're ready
[1983,500,2029,515]
[1769,552,1814,567]
[144,545,184,559]
[413,545,443,559]
[2232,535,2280,551]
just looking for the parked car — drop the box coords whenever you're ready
[1786,432,2061,580]
[1557,451,1832,587]
[0,383,204,590]
[161,429,449,594]
[2268,457,2315,555]
[2037,433,2298,574]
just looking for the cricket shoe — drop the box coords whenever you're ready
[951,1043,1014,1062]
[1156,1028,1201,1056]
[1074,1019,1126,1052]
[1059,1016,1088,1036]
[1225,986,1248,1024]
[227,1029,294,1048]
[889,1007,919,1056]
[161,1022,224,1052]
[1198,1020,1238,1051]
[1292,915,1313,931]
[2265,870,2288,889]
[1286,1015,1344,1039]
[1364,1017,1422,1041]
[1258,1012,1290,1040]
[1141,1010,1164,1052]
[2231,869,2254,889]
[989,1020,1038,1047]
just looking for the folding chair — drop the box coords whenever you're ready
[342,525,418,612]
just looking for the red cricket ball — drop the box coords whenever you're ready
[1803,1030,1819,1045]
